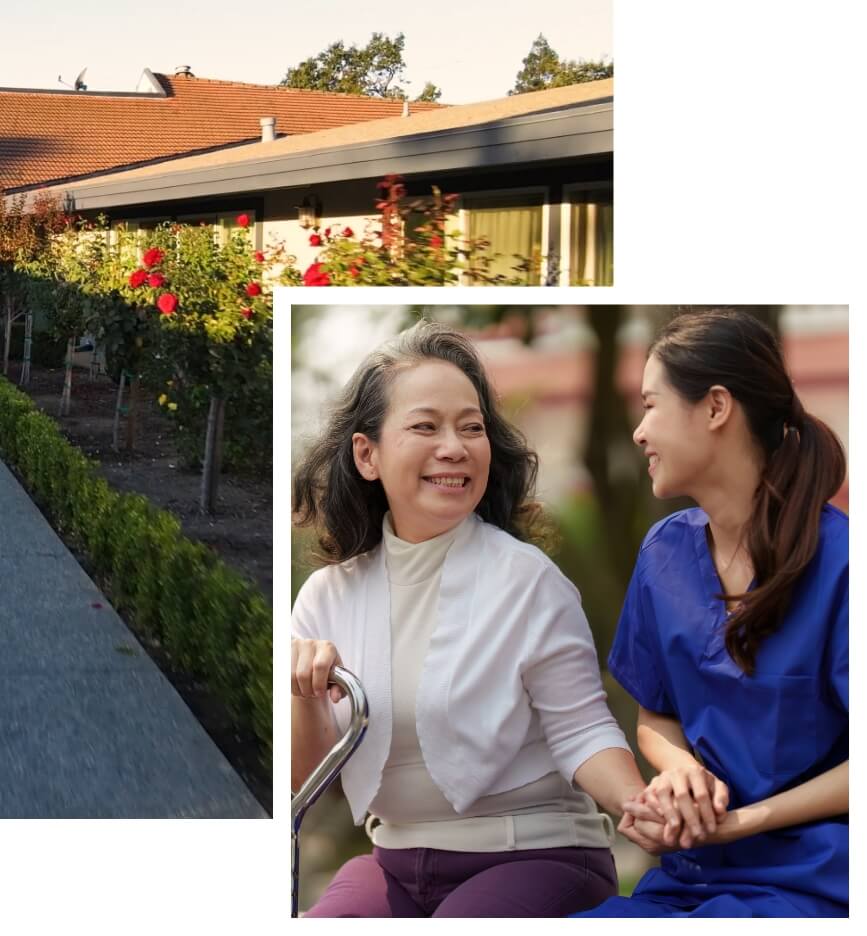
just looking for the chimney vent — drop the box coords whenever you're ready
[174,65,194,77]
[260,116,276,143]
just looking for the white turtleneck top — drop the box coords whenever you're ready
[366,512,615,851]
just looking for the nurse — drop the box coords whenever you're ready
[292,319,659,917]
[572,309,848,917]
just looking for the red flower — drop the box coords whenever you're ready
[309,233,322,247]
[349,267,360,278]
[342,226,354,238]
[147,272,166,288]
[157,293,178,315]
[245,282,262,297]
[254,250,265,263]
[430,235,443,249]
[142,247,165,269]
[323,227,331,238]
[236,213,250,228]
[128,269,148,288]
[303,262,331,286]
[241,307,253,319]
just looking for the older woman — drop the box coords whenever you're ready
[291,319,655,917]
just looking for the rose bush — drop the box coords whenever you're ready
[298,175,537,286]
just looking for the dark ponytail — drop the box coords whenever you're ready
[650,310,847,675]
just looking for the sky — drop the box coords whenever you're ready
[0,0,611,104]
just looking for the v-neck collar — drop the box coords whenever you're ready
[691,513,756,671]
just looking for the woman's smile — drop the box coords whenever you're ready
[422,472,471,492]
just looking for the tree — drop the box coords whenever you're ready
[510,34,612,95]
[414,81,442,103]
[280,32,441,101]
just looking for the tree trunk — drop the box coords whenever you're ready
[3,295,12,376]
[19,311,33,387]
[112,371,126,452]
[200,395,226,515]
[59,336,74,412]
[125,373,139,453]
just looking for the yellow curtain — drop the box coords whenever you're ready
[570,201,613,286]
[465,196,543,284]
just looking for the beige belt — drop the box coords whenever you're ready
[365,810,616,852]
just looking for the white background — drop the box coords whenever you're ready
[5,0,860,932]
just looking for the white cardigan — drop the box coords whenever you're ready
[291,512,630,826]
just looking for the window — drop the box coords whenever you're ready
[563,185,613,286]
[461,191,546,284]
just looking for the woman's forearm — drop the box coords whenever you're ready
[637,705,701,772]
[572,747,649,818]
[291,695,340,793]
[710,761,848,845]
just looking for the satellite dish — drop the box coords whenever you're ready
[74,67,88,91]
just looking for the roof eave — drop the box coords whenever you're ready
[20,98,612,212]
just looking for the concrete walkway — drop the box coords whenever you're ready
[0,458,267,817]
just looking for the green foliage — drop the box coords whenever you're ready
[414,81,442,103]
[1,205,280,473]
[280,32,440,101]
[0,376,272,769]
[510,34,613,95]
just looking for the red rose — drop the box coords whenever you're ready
[245,282,262,297]
[323,227,331,238]
[430,235,443,249]
[342,226,354,238]
[309,233,322,247]
[236,213,250,228]
[241,307,253,319]
[303,262,331,287]
[142,247,165,269]
[147,272,166,288]
[254,250,265,263]
[157,293,178,315]
[349,267,360,278]
[128,269,148,288]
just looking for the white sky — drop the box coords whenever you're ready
[0,0,611,104]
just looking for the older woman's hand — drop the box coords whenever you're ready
[617,809,680,857]
[291,637,346,704]
[623,767,730,848]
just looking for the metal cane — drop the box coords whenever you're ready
[291,665,369,918]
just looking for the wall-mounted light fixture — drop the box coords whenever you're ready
[296,193,322,229]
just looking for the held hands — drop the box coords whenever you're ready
[291,638,346,705]
[619,766,730,854]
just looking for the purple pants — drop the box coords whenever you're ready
[305,845,618,917]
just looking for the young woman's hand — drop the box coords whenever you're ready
[291,637,346,704]
[623,766,729,848]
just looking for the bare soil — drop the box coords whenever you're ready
[7,360,273,813]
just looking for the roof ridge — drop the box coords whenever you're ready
[155,72,443,104]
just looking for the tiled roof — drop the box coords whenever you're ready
[27,79,613,195]
[0,71,443,191]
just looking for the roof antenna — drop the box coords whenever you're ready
[58,67,88,91]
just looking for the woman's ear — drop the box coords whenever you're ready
[707,384,733,430]
[352,432,379,481]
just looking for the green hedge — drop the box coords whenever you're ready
[0,375,272,770]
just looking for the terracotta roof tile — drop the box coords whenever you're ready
[0,71,443,191]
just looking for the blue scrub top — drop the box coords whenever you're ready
[577,504,848,918]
